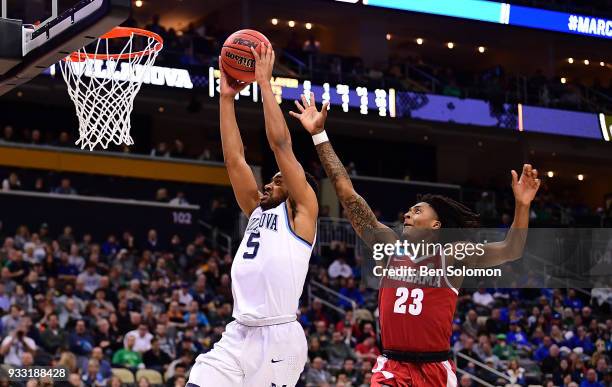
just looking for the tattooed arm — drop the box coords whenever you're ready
[290,93,391,246]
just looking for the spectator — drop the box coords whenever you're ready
[40,313,67,354]
[2,125,14,142]
[328,257,353,279]
[338,277,363,308]
[458,336,482,369]
[355,336,380,363]
[155,188,169,202]
[0,305,22,336]
[459,374,474,387]
[308,336,327,361]
[541,344,561,375]
[473,288,495,309]
[306,357,332,386]
[150,142,169,157]
[78,264,102,295]
[198,147,212,161]
[30,129,42,145]
[0,283,10,312]
[112,334,143,369]
[170,139,187,158]
[55,131,71,147]
[326,331,356,369]
[54,178,77,195]
[169,191,189,206]
[123,323,154,353]
[493,334,517,360]
[2,172,21,191]
[142,337,172,372]
[485,308,507,335]
[462,309,480,338]
[90,346,112,379]
[580,368,604,387]
[0,326,37,366]
[506,358,526,385]
[81,358,107,386]
[165,360,190,386]
[69,319,95,359]
[145,229,160,251]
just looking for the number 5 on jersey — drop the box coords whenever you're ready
[393,287,423,316]
[243,231,260,259]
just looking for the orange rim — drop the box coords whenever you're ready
[63,27,163,62]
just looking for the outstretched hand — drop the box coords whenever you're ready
[250,42,274,85]
[219,57,249,98]
[289,92,330,135]
[511,164,541,206]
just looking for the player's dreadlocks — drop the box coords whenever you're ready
[419,194,481,228]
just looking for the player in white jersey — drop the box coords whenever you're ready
[187,43,318,387]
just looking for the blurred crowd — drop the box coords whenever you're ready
[0,213,610,386]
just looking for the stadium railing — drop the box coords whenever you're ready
[454,351,514,386]
[308,279,356,317]
[199,219,232,254]
[315,217,360,257]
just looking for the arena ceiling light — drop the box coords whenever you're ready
[547,171,554,178]
[288,20,296,28]
[568,57,574,63]
[584,59,590,65]
[600,61,605,67]
[577,174,584,181]
[478,46,486,53]
[447,42,454,49]
[305,23,312,30]
[271,18,279,25]
[386,33,391,40]
[560,77,567,84]
[134,0,143,7]
[416,38,424,45]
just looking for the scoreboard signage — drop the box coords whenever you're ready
[208,67,394,117]
[509,6,612,39]
[357,0,611,40]
[46,64,608,142]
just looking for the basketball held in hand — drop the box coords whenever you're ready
[220,29,271,83]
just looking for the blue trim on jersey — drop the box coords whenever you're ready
[283,202,313,248]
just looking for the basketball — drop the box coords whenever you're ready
[220,29,270,82]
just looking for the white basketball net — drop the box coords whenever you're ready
[59,32,160,150]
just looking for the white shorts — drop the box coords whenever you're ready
[187,320,307,387]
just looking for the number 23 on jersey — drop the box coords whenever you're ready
[393,287,423,316]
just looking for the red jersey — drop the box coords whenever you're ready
[378,253,458,352]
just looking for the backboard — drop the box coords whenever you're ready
[0,0,130,96]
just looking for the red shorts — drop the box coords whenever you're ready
[371,356,457,387]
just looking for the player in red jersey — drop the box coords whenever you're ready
[290,94,541,387]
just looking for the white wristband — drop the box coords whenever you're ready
[312,130,329,145]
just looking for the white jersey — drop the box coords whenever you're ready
[231,201,314,326]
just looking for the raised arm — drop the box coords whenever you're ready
[289,93,390,247]
[219,62,260,216]
[251,44,318,227]
[473,164,540,268]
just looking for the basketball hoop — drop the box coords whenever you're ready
[59,27,163,150]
